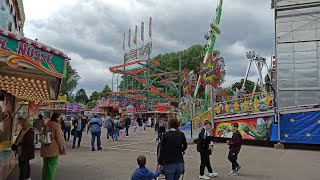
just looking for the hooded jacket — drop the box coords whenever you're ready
[131,166,161,180]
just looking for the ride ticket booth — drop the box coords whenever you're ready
[0,27,68,180]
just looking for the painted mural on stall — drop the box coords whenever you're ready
[0,92,14,151]
[214,116,273,140]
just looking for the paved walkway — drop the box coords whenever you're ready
[8,127,320,180]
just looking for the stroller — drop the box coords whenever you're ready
[156,141,185,180]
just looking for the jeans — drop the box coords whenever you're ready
[113,128,119,140]
[73,130,82,147]
[19,159,30,180]
[164,162,184,180]
[107,128,114,140]
[228,150,239,170]
[125,125,130,136]
[91,131,101,149]
[64,128,71,141]
[200,152,213,175]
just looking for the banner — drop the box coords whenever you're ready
[141,21,144,41]
[0,31,66,78]
[280,111,320,144]
[133,25,138,45]
[149,17,152,38]
[123,32,125,50]
[128,29,131,48]
[214,116,273,140]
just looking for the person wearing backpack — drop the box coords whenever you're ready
[113,116,120,141]
[63,118,72,141]
[105,115,114,141]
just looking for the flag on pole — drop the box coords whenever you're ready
[149,17,152,38]
[123,32,125,50]
[141,21,144,41]
[128,29,131,48]
[133,25,138,45]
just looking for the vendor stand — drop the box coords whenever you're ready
[0,27,68,180]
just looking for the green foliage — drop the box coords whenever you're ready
[87,101,97,109]
[264,75,270,92]
[75,89,89,104]
[231,79,260,94]
[101,85,112,98]
[224,87,234,96]
[90,91,101,101]
[60,64,80,102]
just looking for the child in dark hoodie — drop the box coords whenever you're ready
[131,155,162,180]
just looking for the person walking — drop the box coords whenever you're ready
[119,117,126,141]
[125,115,131,137]
[11,117,35,180]
[227,123,242,176]
[197,120,218,179]
[63,118,71,141]
[113,116,120,141]
[133,118,138,134]
[158,117,187,180]
[40,113,66,180]
[72,113,86,149]
[105,115,114,141]
[89,114,103,151]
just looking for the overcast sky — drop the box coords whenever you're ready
[23,0,274,95]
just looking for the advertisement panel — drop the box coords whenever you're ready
[214,116,273,140]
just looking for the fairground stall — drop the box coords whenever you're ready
[0,28,68,179]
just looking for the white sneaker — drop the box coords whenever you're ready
[227,170,237,176]
[208,172,218,177]
[199,175,210,179]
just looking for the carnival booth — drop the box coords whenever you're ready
[0,28,68,180]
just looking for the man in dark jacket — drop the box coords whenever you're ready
[125,116,131,137]
[227,123,242,176]
[197,120,218,179]
[72,113,86,149]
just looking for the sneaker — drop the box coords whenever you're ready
[92,148,95,151]
[26,178,31,180]
[236,166,241,172]
[208,172,218,177]
[72,146,75,149]
[227,170,237,176]
[199,175,210,179]
[98,147,102,150]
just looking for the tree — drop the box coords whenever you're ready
[87,101,97,109]
[224,87,234,96]
[101,85,112,98]
[264,75,271,92]
[231,79,260,94]
[60,64,81,101]
[90,91,101,101]
[75,89,89,104]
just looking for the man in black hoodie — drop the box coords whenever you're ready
[197,120,218,179]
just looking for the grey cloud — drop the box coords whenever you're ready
[23,0,275,93]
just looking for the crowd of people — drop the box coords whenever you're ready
[11,112,243,180]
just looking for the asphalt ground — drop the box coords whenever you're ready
[8,127,320,180]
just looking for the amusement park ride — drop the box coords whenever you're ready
[106,0,320,146]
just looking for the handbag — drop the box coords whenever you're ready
[40,131,52,145]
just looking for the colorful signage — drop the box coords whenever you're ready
[180,71,190,96]
[124,42,151,63]
[199,52,222,88]
[0,30,67,78]
[214,116,273,140]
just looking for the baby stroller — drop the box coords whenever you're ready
[156,141,185,180]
